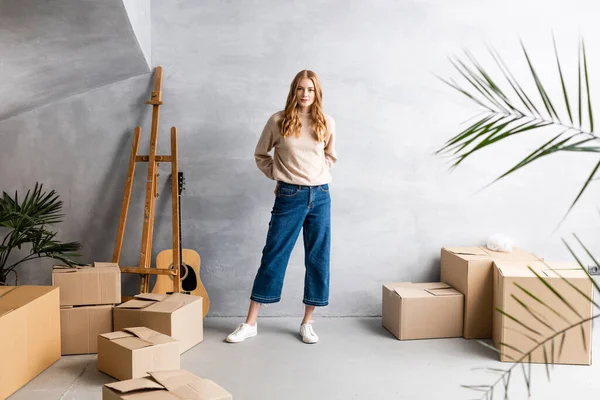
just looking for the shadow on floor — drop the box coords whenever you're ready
[355,317,397,340]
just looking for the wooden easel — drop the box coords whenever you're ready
[112,66,181,294]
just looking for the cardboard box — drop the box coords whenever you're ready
[102,369,232,400]
[52,262,121,306]
[382,282,464,340]
[0,286,61,399]
[98,327,180,380]
[61,304,113,355]
[493,260,593,365]
[113,293,203,354]
[440,246,541,339]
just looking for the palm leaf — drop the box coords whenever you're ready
[522,354,532,397]
[438,76,494,112]
[437,114,497,155]
[510,294,556,332]
[471,367,508,375]
[558,331,567,361]
[551,337,556,367]
[528,266,584,319]
[504,325,542,345]
[553,36,573,124]
[561,159,600,220]
[562,237,600,295]
[521,40,559,120]
[572,233,600,273]
[462,385,493,393]
[582,39,594,132]
[487,130,572,185]
[515,282,572,325]
[489,46,540,116]
[496,308,543,336]
[440,39,600,220]
[542,343,551,381]
[452,58,510,113]
[465,50,519,113]
[578,40,583,128]
[502,370,511,400]
[499,341,525,354]
[546,266,600,309]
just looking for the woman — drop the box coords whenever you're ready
[226,70,337,344]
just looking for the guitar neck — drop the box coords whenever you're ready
[178,171,184,266]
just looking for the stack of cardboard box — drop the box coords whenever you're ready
[382,246,594,366]
[440,246,541,339]
[0,286,61,399]
[0,263,227,399]
[52,262,121,355]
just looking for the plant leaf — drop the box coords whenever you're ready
[476,340,501,354]
[461,385,492,392]
[488,130,571,185]
[515,282,572,325]
[542,343,551,381]
[578,40,583,128]
[558,331,567,361]
[510,294,556,332]
[582,39,594,132]
[489,46,540,116]
[563,237,600,296]
[438,75,495,114]
[465,50,520,113]
[561,159,600,221]
[551,337,556,368]
[521,40,559,120]
[437,114,497,155]
[454,57,510,114]
[553,36,573,124]
[528,266,584,319]
[546,266,600,309]
[499,341,525,354]
[496,307,543,336]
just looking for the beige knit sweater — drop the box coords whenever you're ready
[254,111,337,186]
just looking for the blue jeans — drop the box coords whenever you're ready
[251,181,331,307]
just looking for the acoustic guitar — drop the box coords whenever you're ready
[152,172,210,317]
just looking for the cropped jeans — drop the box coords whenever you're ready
[250,181,331,307]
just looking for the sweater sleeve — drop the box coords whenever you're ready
[324,116,337,168]
[254,116,276,179]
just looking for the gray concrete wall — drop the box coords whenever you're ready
[123,0,152,68]
[0,0,149,120]
[1,0,599,317]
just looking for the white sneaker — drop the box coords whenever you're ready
[226,323,257,343]
[300,321,319,344]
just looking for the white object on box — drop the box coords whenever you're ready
[486,233,513,252]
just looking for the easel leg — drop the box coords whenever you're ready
[138,73,163,293]
[112,127,141,264]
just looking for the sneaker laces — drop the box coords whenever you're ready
[232,323,247,336]
[303,321,316,337]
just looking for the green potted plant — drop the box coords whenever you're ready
[0,182,82,285]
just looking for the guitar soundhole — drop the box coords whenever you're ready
[181,262,198,292]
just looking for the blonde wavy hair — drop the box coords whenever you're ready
[279,70,330,142]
